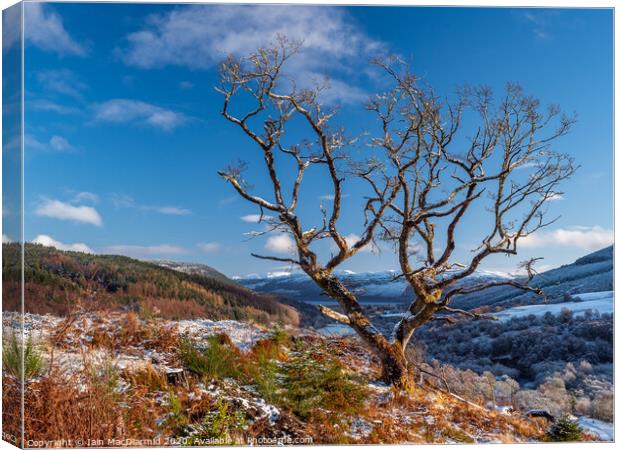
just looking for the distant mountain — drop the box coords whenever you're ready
[3,243,300,326]
[236,269,408,304]
[235,247,613,312]
[152,260,326,328]
[154,260,231,282]
[236,269,511,305]
[451,246,613,311]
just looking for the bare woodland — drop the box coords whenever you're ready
[216,38,576,388]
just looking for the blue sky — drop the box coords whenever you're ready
[11,3,613,277]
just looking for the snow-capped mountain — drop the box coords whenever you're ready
[451,245,613,310]
[235,269,511,305]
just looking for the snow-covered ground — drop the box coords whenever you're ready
[494,291,613,321]
[176,319,266,351]
[577,416,614,441]
[316,323,357,337]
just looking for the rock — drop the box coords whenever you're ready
[165,368,185,385]
[525,409,555,422]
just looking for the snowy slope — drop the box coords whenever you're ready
[236,269,511,305]
[452,246,613,311]
[494,291,613,321]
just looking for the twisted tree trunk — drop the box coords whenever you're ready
[312,271,415,390]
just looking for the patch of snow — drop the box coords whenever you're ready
[176,319,266,351]
[254,398,280,425]
[577,416,614,441]
[267,271,292,278]
[573,291,614,301]
[367,381,390,392]
[347,418,373,439]
[495,291,613,321]
[316,323,356,337]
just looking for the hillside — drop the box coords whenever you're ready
[2,243,299,326]
[452,246,613,311]
[3,310,575,445]
[151,260,325,328]
[237,269,511,305]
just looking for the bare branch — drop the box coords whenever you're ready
[318,305,351,324]
[250,253,300,265]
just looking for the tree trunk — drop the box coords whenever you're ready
[379,342,415,391]
[312,271,415,390]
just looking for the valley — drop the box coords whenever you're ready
[2,243,614,444]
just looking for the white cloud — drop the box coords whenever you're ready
[3,5,21,54]
[49,135,72,151]
[149,206,192,216]
[179,81,194,90]
[265,233,296,254]
[37,69,87,99]
[104,244,186,258]
[334,233,376,253]
[197,242,221,254]
[2,234,14,244]
[24,3,86,56]
[520,226,613,251]
[547,193,564,201]
[32,234,93,253]
[34,198,102,226]
[24,134,46,151]
[93,99,187,131]
[25,134,74,152]
[28,99,78,115]
[120,5,383,104]
[241,214,273,223]
[72,192,99,204]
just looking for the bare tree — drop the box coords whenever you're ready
[215,38,576,389]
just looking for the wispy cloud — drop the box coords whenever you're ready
[49,135,73,151]
[110,194,191,216]
[34,198,102,226]
[514,9,558,40]
[120,5,384,104]
[148,206,192,216]
[72,191,99,204]
[2,5,20,53]
[93,99,188,131]
[24,3,87,56]
[520,226,613,251]
[265,233,296,254]
[25,134,74,152]
[103,244,187,258]
[218,195,239,206]
[241,214,273,223]
[37,69,87,99]
[197,242,221,254]
[32,234,93,253]
[27,99,78,115]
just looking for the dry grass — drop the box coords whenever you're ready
[9,311,556,446]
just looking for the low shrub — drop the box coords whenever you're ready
[124,364,168,392]
[591,390,613,422]
[546,416,583,442]
[278,348,368,420]
[2,332,44,379]
[188,398,246,445]
[178,335,242,380]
